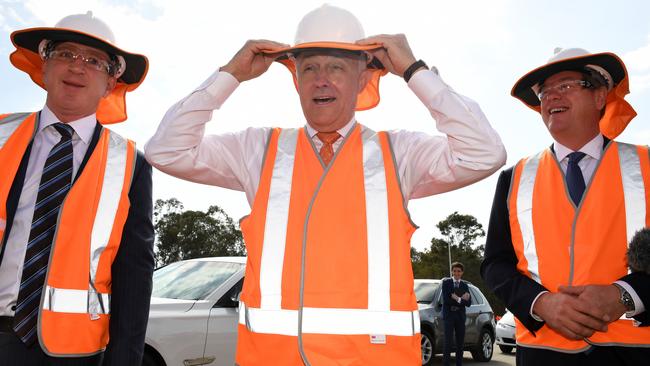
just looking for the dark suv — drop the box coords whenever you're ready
[414,279,496,365]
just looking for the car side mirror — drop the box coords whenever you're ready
[230,291,241,304]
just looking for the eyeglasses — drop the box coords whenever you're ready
[537,80,593,101]
[46,48,114,75]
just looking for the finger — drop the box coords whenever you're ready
[570,310,608,333]
[558,285,585,295]
[356,34,389,45]
[555,324,585,341]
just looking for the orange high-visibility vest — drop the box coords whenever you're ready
[508,143,650,352]
[237,125,421,365]
[0,112,136,356]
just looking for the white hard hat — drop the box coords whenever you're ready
[294,4,366,45]
[263,4,387,111]
[9,11,149,124]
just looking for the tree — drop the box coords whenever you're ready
[411,212,505,315]
[153,198,246,266]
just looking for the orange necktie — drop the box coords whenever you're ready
[316,131,341,165]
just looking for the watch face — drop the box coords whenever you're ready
[622,292,635,311]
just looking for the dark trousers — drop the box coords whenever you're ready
[443,310,465,366]
[0,330,103,366]
[516,345,650,366]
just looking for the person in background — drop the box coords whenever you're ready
[442,262,471,366]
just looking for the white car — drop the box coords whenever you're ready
[143,257,246,366]
[495,310,516,354]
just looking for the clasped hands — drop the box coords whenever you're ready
[451,292,470,302]
[532,284,627,341]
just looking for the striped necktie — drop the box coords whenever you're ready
[13,123,74,345]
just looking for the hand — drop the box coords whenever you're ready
[533,291,608,340]
[220,39,289,82]
[356,34,418,76]
[461,293,470,301]
[451,293,459,301]
[559,285,627,323]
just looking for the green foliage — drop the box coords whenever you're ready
[412,212,505,315]
[153,198,246,266]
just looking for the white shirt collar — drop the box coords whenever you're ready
[305,116,356,139]
[40,105,97,145]
[554,134,604,162]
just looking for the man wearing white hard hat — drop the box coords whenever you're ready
[481,47,650,365]
[0,11,154,365]
[146,4,505,365]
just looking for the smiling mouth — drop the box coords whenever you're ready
[549,107,568,114]
[313,97,336,105]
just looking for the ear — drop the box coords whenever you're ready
[357,68,371,94]
[594,86,607,110]
[103,77,117,98]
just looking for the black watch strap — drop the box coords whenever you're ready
[403,59,428,83]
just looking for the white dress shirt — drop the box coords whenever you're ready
[145,68,506,207]
[530,134,645,319]
[0,106,96,316]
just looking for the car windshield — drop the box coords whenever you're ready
[152,260,243,300]
[414,281,440,303]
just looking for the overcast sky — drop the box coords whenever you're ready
[1,0,649,251]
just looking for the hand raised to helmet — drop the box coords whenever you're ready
[220,40,289,82]
[356,34,419,77]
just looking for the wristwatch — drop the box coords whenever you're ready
[613,283,635,312]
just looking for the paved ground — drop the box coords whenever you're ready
[429,349,516,365]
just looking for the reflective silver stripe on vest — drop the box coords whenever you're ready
[515,152,543,283]
[260,129,299,310]
[42,285,110,314]
[88,131,133,314]
[240,302,420,336]
[617,143,646,245]
[0,113,32,148]
[361,126,391,311]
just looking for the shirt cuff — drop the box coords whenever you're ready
[615,280,645,317]
[530,291,548,322]
[407,69,447,105]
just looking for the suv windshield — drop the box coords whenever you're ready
[414,281,440,303]
[152,260,243,300]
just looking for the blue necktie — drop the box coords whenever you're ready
[566,151,586,206]
[13,123,74,346]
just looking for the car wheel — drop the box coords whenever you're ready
[499,345,513,354]
[470,328,494,362]
[421,328,435,366]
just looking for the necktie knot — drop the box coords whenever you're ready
[567,151,586,165]
[53,123,74,140]
[317,131,341,145]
